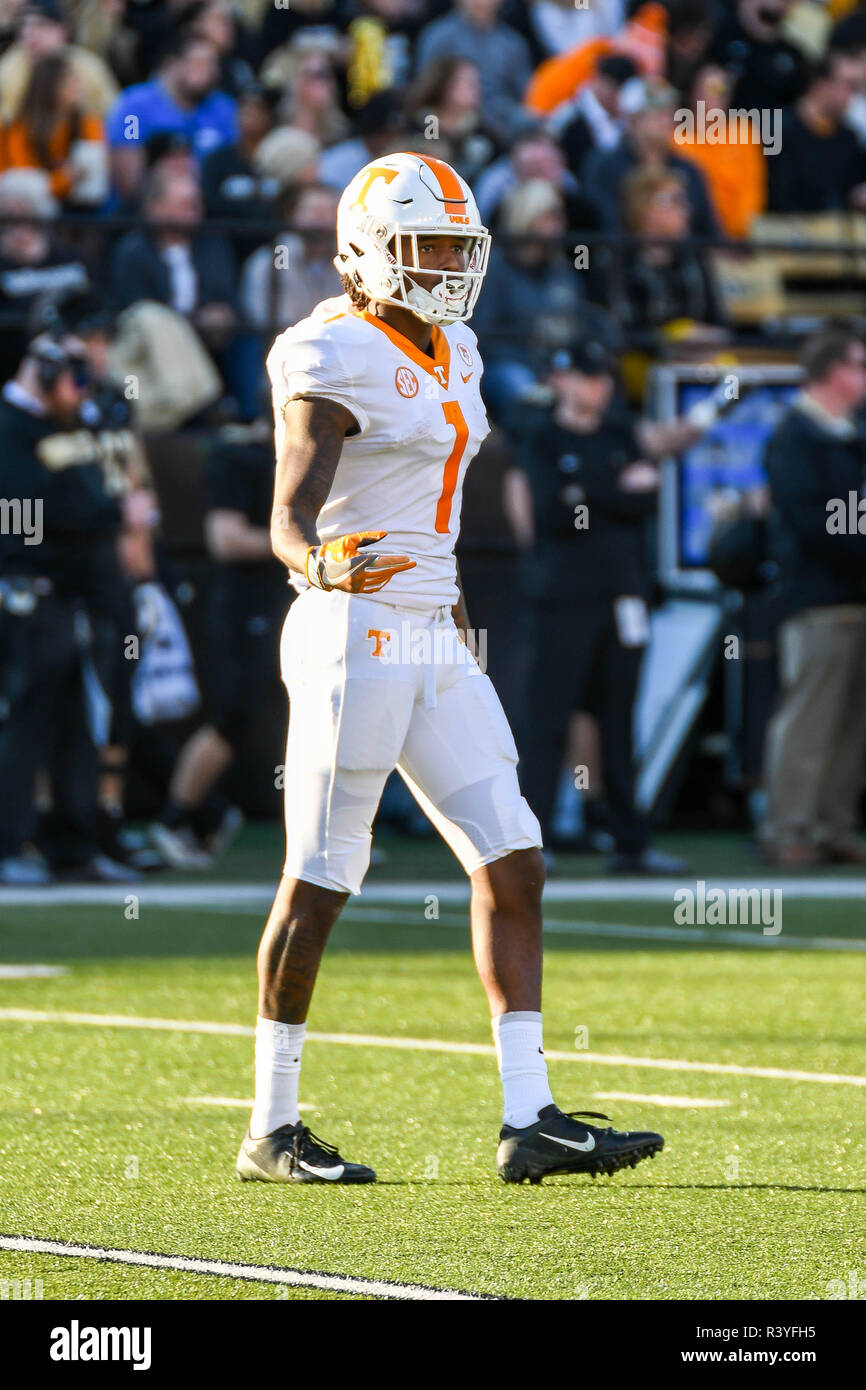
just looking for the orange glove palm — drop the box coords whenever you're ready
[306,530,416,594]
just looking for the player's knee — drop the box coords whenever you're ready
[473,846,545,917]
[263,875,347,942]
[508,846,546,910]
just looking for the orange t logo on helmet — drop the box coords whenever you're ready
[351,166,399,211]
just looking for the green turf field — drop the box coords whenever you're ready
[0,828,864,1301]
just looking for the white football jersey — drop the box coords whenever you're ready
[267,294,490,613]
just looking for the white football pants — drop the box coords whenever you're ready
[279,588,541,894]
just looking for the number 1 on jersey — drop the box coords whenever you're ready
[435,401,469,533]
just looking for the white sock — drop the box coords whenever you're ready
[249,1017,306,1139]
[492,1010,555,1129]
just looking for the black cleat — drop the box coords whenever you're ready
[496,1106,663,1185]
[237,1122,376,1184]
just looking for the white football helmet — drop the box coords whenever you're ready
[334,150,491,326]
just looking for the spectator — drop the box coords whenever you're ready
[664,0,714,97]
[523,0,668,116]
[62,0,139,90]
[473,126,592,231]
[471,176,583,423]
[502,0,626,67]
[0,52,108,207]
[675,63,767,238]
[106,32,237,202]
[403,56,498,183]
[615,164,725,345]
[201,85,275,248]
[183,0,259,100]
[761,326,866,866]
[831,13,866,147]
[709,0,808,113]
[29,284,161,873]
[0,168,90,380]
[768,52,866,213]
[110,167,238,353]
[582,75,719,235]
[240,182,341,332]
[142,128,197,183]
[257,0,348,69]
[0,328,138,885]
[515,335,691,873]
[270,43,349,147]
[549,53,637,183]
[251,124,320,200]
[415,0,533,139]
[317,86,406,189]
[0,0,119,123]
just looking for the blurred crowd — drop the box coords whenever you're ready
[3,0,866,408]
[4,0,866,882]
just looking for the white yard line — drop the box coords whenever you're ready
[4,876,866,908]
[0,965,66,978]
[2,881,861,950]
[592,1092,730,1109]
[364,878,866,901]
[0,1234,490,1301]
[2,880,865,952]
[184,1097,313,1112]
[341,906,866,952]
[1,1007,863,1087]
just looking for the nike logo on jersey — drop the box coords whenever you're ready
[538,1131,596,1152]
[298,1159,346,1180]
[461,372,472,383]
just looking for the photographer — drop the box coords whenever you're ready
[0,330,141,884]
[516,338,729,873]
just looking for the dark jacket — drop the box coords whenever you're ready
[765,397,866,615]
[0,394,121,598]
[767,109,865,213]
[109,228,237,312]
[616,248,723,340]
[519,406,656,602]
[708,15,808,113]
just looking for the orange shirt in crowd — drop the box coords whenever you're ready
[675,131,767,239]
[0,111,104,199]
[525,3,669,115]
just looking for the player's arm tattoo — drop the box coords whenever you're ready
[270,396,357,573]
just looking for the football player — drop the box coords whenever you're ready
[236,151,664,1185]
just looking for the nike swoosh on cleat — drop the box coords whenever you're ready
[298,1159,345,1180]
[538,1132,595,1152]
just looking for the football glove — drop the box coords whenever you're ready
[305,530,416,594]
